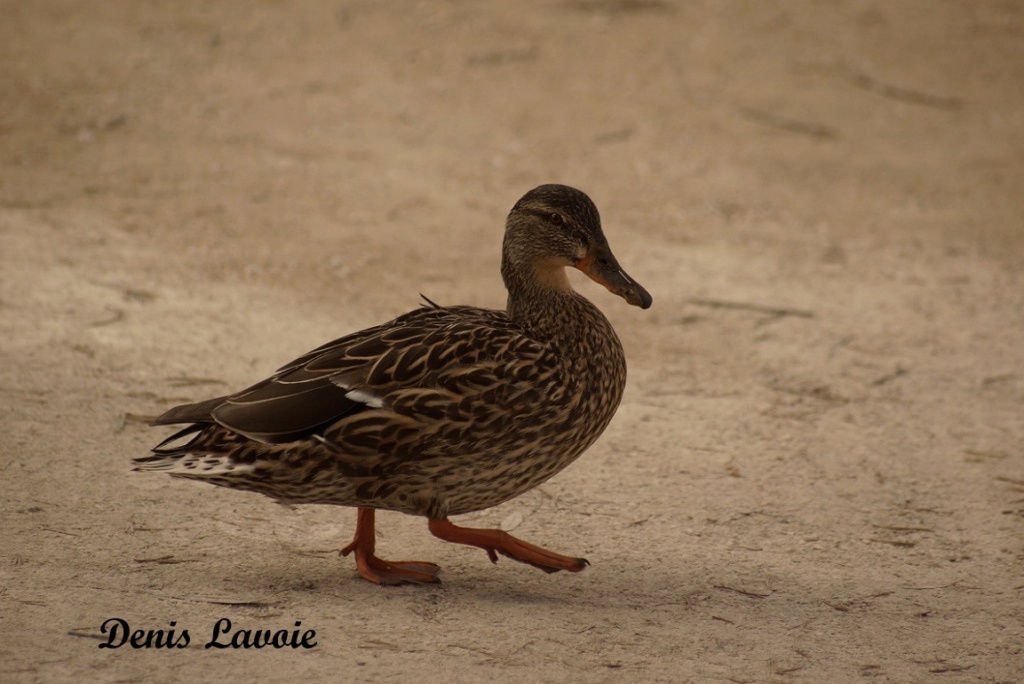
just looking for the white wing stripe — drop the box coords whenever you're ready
[343,388,385,409]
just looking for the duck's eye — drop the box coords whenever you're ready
[549,213,565,225]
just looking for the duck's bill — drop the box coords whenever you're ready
[575,245,653,310]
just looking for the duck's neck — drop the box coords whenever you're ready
[502,257,601,344]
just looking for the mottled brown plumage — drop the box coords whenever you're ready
[136,184,652,584]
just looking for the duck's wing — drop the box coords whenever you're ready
[149,316,392,442]
[152,305,550,445]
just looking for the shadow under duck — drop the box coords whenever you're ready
[136,184,652,584]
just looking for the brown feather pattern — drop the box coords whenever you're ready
[136,184,651,524]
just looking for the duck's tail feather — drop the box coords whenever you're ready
[135,422,257,478]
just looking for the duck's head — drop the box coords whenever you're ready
[503,184,652,310]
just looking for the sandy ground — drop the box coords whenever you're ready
[2,1,1023,682]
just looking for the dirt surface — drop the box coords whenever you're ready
[3,2,1023,682]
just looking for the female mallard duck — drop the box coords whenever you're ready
[136,184,652,585]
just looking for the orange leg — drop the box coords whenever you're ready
[341,508,440,585]
[428,518,589,574]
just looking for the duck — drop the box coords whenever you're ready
[135,184,652,585]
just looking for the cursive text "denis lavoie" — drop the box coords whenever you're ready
[98,618,317,649]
